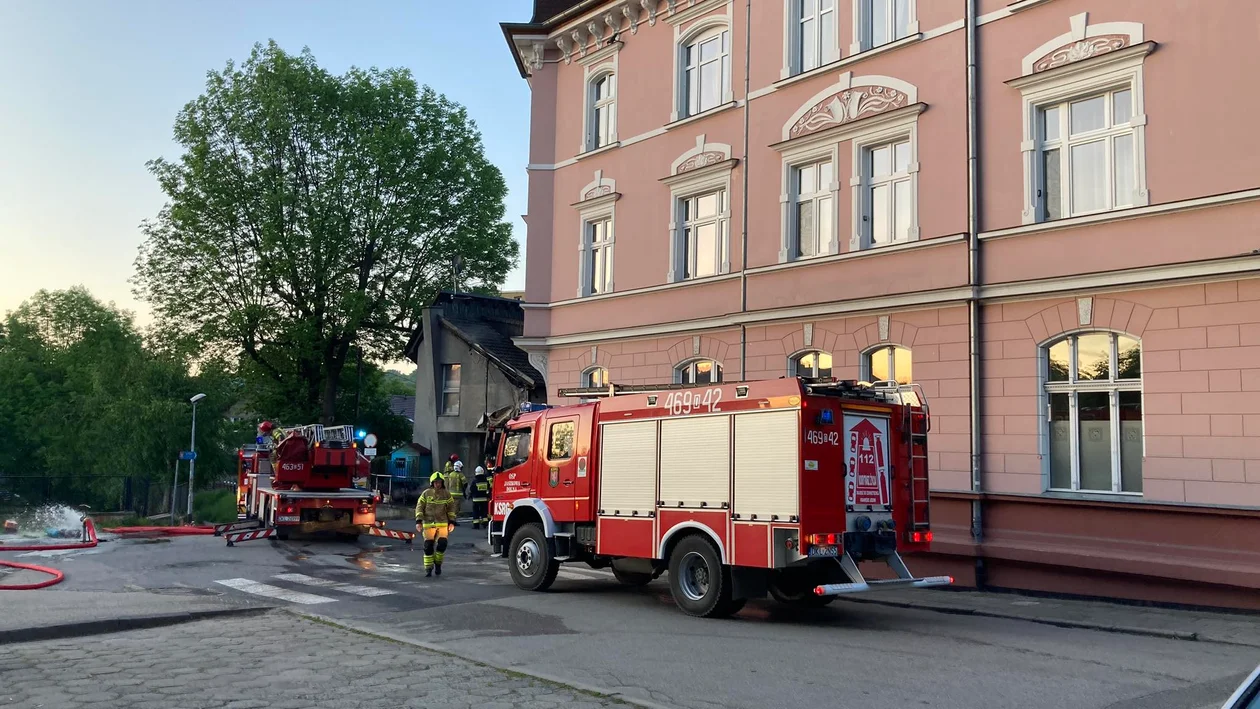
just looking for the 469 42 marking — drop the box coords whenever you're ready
[662,388,723,416]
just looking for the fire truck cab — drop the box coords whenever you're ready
[488,377,951,618]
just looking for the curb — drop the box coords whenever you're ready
[287,609,677,709]
[0,606,273,645]
[836,596,1206,643]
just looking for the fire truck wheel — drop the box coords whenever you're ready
[668,535,740,618]
[508,523,559,592]
[611,568,653,587]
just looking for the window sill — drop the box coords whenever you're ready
[1043,489,1143,502]
[575,141,621,162]
[545,272,741,308]
[665,102,739,131]
[772,34,924,92]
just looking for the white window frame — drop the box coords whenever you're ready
[849,114,919,251]
[1014,44,1151,225]
[672,19,734,122]
[584,70,618,153]
[1038,331,1143,495]
[678,189,729,282]
[582,367,610,388]
[575,190,618,298]
[780,148,839,262]
[782,0,840,79]
[790,350,833,378]
[675,358,723,385]
[441,364,461,416]
[851,0,918,55]
[663,155,734,283]
[860,344,912,384]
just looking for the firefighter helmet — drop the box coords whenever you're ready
[429,472,445,484]
[258,421,275,434]
[453,460,464,471]
[475,466,485,475]
[449,454,459,462]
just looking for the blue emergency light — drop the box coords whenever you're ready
[818,409,835,426]
[519,402,551,413]
[255,436,265,444]
[355,429,367,439]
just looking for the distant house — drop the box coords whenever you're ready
[404,291,545,474]
[388,395,416,423]
[497,290,525,301]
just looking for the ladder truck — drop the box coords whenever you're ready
[217,423,415,546]
[485,377,950,618]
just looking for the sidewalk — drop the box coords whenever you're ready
[837,587,1260,648]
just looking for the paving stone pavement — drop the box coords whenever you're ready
[0,611,625,709]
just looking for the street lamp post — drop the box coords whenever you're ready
[187,393,206,518]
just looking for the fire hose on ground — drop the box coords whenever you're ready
[0,517,98,591]
[104,525,215,537]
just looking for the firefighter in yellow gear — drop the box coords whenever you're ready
[415,472,458,577]
[446,460,467,525]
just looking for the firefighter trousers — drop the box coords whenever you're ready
[422,524,451,569]
[471,499,488,527]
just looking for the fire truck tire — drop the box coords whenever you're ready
[508,523,559,592]
[612,568,653,587]
[668,535,740,618]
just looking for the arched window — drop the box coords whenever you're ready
[1044,332,1142,494]
[675,359,722,385]
[583,367,610,388]
[862,345,912,384]
[586,72,616,151]
[679,26,731,119]
[791,351,832,378]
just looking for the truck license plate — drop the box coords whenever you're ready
[277,515,299,523]
[807,545,839,558]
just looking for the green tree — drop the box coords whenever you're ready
[0,288,237,511]
[133,41,517,423]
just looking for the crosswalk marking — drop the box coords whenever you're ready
[272,573,396,597]
[214,577,336,605]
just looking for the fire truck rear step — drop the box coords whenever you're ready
[813,551,953,596]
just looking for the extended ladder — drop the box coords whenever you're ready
[905,397,931,534]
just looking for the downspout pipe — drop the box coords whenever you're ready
[965,0,986,566]
[738,0,752,381]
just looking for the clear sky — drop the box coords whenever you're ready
[0,0,533,322]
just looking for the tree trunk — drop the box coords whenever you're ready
[321,362,341,424]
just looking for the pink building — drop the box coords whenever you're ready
[501,0,1260,609]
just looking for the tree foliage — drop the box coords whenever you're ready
[0,288,240,510]
[133,41,517,422]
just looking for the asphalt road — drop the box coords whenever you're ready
[8,523,1257,709]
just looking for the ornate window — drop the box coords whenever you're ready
[785,0,838,77]
[676,359,723,384]
[576,171,618,297]
[852,0,916,54]
[1013,15,1150,225]
[677,25,731,120]
[864,138,913,246]
[790,159,834,259]
[791,351,833,378]
[583,367,610,388]
[1043,332,1142,494]
[680,189,729,279]
[862,345,911,384]
[584,218,614,295]
[586,72,617,151]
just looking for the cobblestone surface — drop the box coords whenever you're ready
[0,612,624,709]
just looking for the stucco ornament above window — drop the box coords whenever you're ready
[1021,12,1144,77]
[578,170,617,202]
[670,134,733,175]
[781,72,918,142]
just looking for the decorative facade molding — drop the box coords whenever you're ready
[640,0,658,26]
[1021,13,1145,76]
[803,323,814,348]
[878,316,890,342]
[781,72,919,142]
[692,335,701,356]
[578,169,617,201]
[1077,297,1093,327]
[670,134,734,175]
[527,351,549,385]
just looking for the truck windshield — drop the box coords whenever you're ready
[501,428,532,470]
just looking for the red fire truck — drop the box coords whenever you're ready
[218,424,414,546]
[487,378,950,618]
